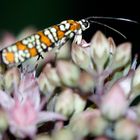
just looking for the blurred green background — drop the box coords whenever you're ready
[0,0,139,36]
[0,0,77,34]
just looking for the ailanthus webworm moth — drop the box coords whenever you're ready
[0,17,138,65]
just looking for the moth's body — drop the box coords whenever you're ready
[1,19,89,65]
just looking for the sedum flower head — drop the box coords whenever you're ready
[0,29,140,140]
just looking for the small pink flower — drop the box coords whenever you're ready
[0,73,66,138]
[11,99,37,126]
[8,98,38,138]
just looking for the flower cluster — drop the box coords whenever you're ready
[0,29,140,140]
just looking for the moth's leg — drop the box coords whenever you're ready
[80,40,91,47]
[33,53,44,71]
[73,29,82,45]
[18,63,23,71]
[74,29,91,47]
[54,37,68,55]
[36,53,44,60]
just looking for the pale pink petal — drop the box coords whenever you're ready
[19,73,37,94]
[10,124,36,138]
[37,111,67,124]
[0,90,14,109]
[126,109,137,121]
[9,99,37,126]
[8,99,37,138]
[18,73,40,110]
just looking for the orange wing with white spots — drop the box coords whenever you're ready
[1,20,82,65]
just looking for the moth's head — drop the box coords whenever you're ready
[78,19,90,31]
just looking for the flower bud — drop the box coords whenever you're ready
[105,70,123,91]
[90,31,110,72]
[108,37,116,54]
[101,84,127,120]
[107,37,116,68]
[55,89,74,117]
[78,71,94,93]
[4,67,20,93]
[73,93,86,114]
[123,62,131,76]
[116,71,133,97]
[89,116,108,136]
[52,129,74,140]
[114,118,137,140]
[132,66,140,95]
[69,109,101,137]
[56,41,71,59]
[56,60,80,87]
[71,42,91,70]
[112,43,131,70]
[47,95,57,111]
[69,114,89,137]
[38,73,55,95]
[35,134,52,140]
[0,110,8,133]
[43,64,60,87]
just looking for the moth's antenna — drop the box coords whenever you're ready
[86,16,139,24]
[89,20,127,39]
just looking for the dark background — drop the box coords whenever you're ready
[0,0,139,55]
